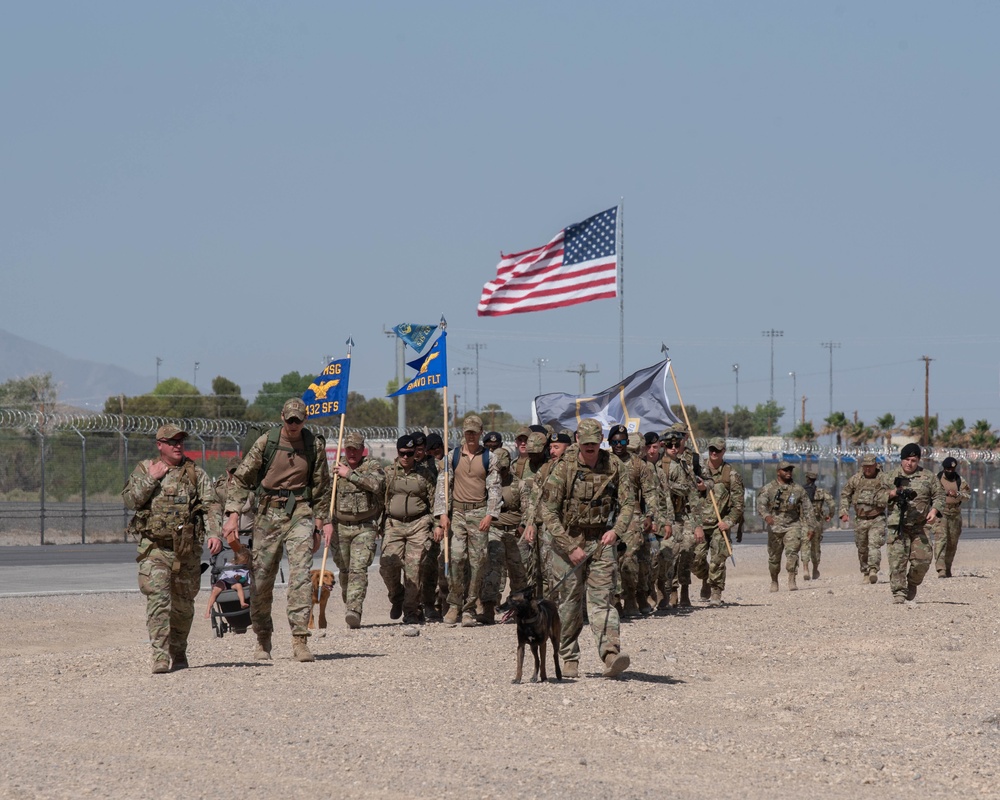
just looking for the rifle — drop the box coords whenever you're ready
[892,476,917,535]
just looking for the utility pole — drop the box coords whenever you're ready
[921,355,933,447]
[820,341,841,418]
[467,343,487,411]
[761,330,783,401]
[382,328,405,436]
[566,363,599,395]
[155,357,162,389]
[732,363,739,408]
[533,357,549,396]
[193,362,200,389]
[788,371,796,424]
[454,367,474,413]
[801,395,807,427]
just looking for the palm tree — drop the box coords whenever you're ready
[937,417,969,449]
[906,414,938,445]
[822,411,851,448]
[875,413,897,448]
[969,419,998,450]
[847,420,875,446]
[790,421,817,442]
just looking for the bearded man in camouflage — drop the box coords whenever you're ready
[758,461,813,592]
[124,424,220,674]
[838,454,891,584]
[541,418,634,679]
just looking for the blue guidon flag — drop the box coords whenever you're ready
[392,323,437,354]
[389,332,448,397]
[302,358,351,419]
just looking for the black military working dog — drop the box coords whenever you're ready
[508,587,563,683]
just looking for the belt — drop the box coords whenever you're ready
[568,525,605,540]
[496,523,520,532]
[453,500,486,512]
[856,512,883,520]
[261,488,308,498]
[144,536,173,551]
[388,513,428,523]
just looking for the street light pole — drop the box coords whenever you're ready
[533,357,548,396]
[732,363,740,408]
[788,371,796,425]
[761,330,783,402]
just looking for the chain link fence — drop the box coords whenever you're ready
[2,410,999,544]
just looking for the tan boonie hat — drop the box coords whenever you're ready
[777,460,794,471]
[526,432,548,454]
[708,437,726,451]
[156,424,186,441]
[282,398,308,420]
[669,422,688,434]
[463,414,483,433]
[577,418,604,445]
[861,454,878,466]
[344,431,365,449]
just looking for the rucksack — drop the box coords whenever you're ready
[451,446,490,474]
[246,426,319,485]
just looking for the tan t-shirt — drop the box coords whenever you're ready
[261,430,310,490]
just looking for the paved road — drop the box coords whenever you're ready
[2,529,998,597]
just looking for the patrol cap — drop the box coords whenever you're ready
[515,426,531,440]
[282,398,308,421]
[526,432,548,454]
[410,431,427,447]
[777,460,794,471]
[396,435,417,451]
[463,414,483,434]
[707,437,726,451]
[344,431,365,449]
[669,422,688,435]
[861,454,878,466]
[577,418,604,445]
[483,431,502,446]
[900,443,921,460]
[549,430,573,445]
[805,470,818,480]
[156,424,187,441]
[627,433,644,453]
[644,432,660,446]
[942,457,958,470]
[607,423,629,442]
[425,433,444,450]
[495,449,511,469]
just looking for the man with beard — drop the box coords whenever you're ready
[758,461,812,592]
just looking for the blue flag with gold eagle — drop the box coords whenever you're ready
[388,332,448,397]
[301,358,351,418]
[393,323,437,354]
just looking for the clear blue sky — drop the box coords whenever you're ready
[4,1,998,430]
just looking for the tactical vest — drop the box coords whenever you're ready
[133,459,205,564]
[384,465,430,520]
[334,461,383,523]
[496,477,522,527]
[767,484,806,522]
[559,454,620,528]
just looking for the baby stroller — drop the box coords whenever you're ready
[208,536,253,638]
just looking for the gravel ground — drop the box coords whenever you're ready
[2,540,999,800]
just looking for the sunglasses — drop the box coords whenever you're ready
[610,438,628,445]
[398,450,415,457]
[285,417,304,425]
[158,438,185,446]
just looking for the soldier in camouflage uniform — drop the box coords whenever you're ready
[125,423,220,674]
[758,461,813,592]
[381,434,437,624]
[481,448,530,618]
[510,431,548,595]
[541,418,635,679]
[522,429,573,600]
[326,431,385,628]
[692,438,744,607]
[839,454,892,584]
[435,414,501,626]
[656,424,707,608]
[607,426,659,618]
[799,470,834,581]
[931,457,971,578]
[223,398,332,663]
[885,443,945,603]
[418,433,446,621]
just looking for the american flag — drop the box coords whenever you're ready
[477,206,618,317]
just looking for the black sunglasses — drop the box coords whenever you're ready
[610,438,628,445]
[398,450,415,457]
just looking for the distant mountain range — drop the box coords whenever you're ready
[0,328,153,411]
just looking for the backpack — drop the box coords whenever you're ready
[249,426,319,488]
[450,446,490,474]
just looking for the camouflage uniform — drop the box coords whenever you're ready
[885,463,946,602]
[125,446,219,672]
[482,449,530,610]
[226,425,331,644]
[838,459,892,579]
[434,416,502,623]
[522,436,575,601]
[758,467,813,589]
[799,475,834,578]
[691,450,744,599]
[540,425,635,672]
[931,462,971,577]
[614,441,660,616]
[382,455,436,623]
[331,445,385,621]
[509,438,546,593]
[656,445,706,606]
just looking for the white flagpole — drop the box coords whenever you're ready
[618,197,624,381]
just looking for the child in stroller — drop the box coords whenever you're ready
[206,537,253,636]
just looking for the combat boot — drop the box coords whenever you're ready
[602,651,630,678]
[638,597,653,616]
[443,605,461,625]
[169,650,188,671]
[254,633,272,661]
[861,573,871,585]
[423,603,442,622]
[461,612,480,627]
[905,582,917,602]
[769,569,780,592]
[788,572,798,591]
[708,588,723,607]
[151,657,171,675]
[345,610,362,629]
[292,635,315,662]
[679,585,691,607]
[389,597,403,620]
[622,593,640,618]
[812,565,820,580]
[868,570,878,585]
[477,602,496,625]
[802,565,811,581]
[667,588,679,608]
[562,661,580,679]
[699,579,711,601]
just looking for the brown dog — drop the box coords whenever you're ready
[509,587,562,683]
[308,568,335,630]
